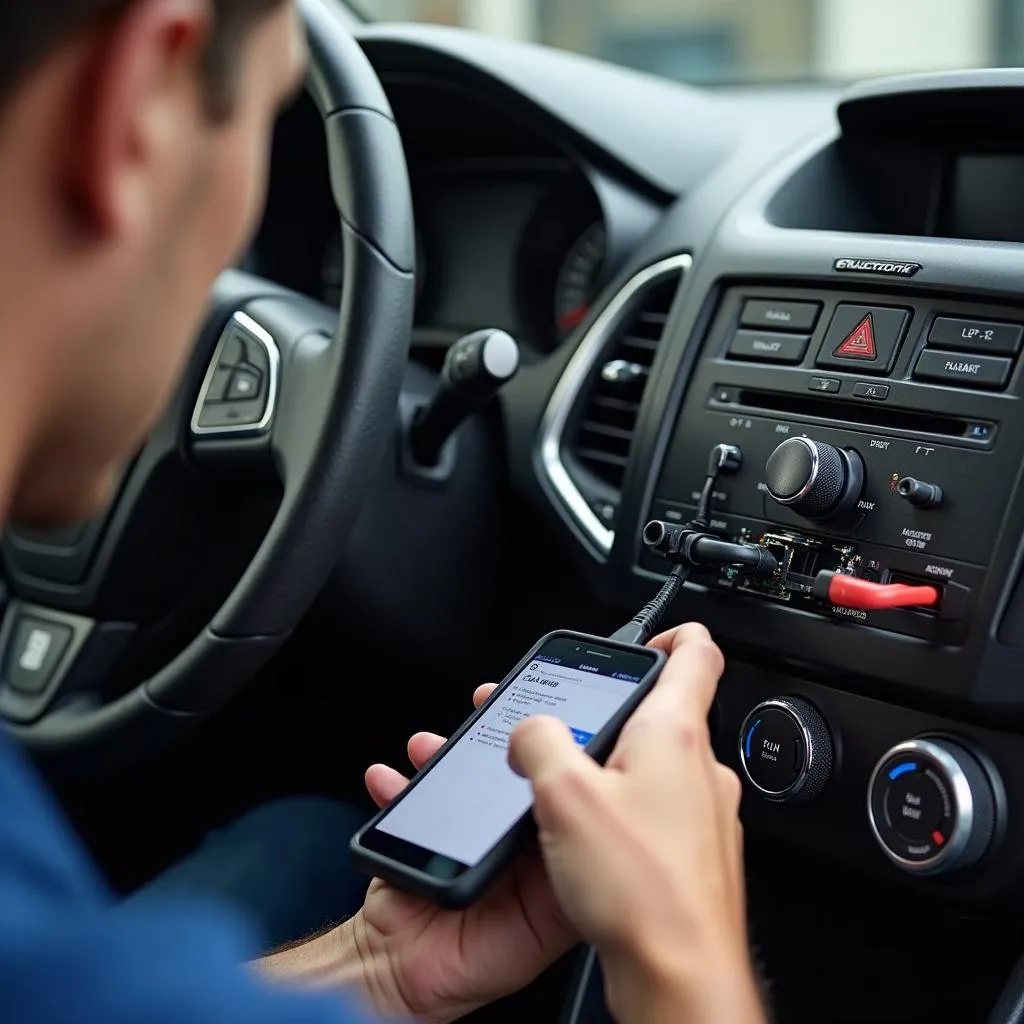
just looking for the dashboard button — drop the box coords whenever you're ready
[815,304,911,375]
[5,616,73,695]
[740,299,821,333]
[852,381,890,401]
[808,376,840,393]
[727,330,809,364]
[928,316,1023,356]
[914,350,1012,389]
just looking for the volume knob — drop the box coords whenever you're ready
[765,437,864,522]
[738,697,833,803]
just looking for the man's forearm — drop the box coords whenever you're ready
[601,941,768,1024]
[256,913,414,1020]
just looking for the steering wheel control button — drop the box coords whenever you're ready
[913,349,1012,390]
[815,304,911,375]
[226,367,263,402]
[808,376,840,394]
[852,381,890,401]
[868,739,998,875]
[5,617,73,695]
[192,312,280,437]
[204,366,233,403]
[928,316,1023,356]
[740,299,822,333]
[738,697,833,802]
[764,437,865,522]
[727,330,809,364]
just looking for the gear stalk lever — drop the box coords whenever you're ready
[410,329,521,468]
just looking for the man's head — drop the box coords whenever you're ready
[0,0,306,526]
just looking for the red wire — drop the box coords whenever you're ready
[827,574,941,611]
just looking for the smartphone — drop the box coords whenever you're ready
[350,630,665,909]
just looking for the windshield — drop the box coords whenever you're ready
[358,1,1020,86]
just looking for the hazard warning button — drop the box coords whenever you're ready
[816,304,911,375]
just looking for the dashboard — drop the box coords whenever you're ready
[247,69,661,359]
[251,19,1024,929]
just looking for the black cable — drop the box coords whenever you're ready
[609,564,689,646]
[687,536,779,578]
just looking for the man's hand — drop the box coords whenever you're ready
[509,623,766,1024]
[340,684,577,1024]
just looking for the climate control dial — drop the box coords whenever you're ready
[764,437,864,522]
[868,738,999,875]
[738,697,833,802]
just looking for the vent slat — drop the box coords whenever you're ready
[619,336,660,353]
[577,448,629,469]
[568,274,681,491]
[591,395,641,414]
[580,420,635,442]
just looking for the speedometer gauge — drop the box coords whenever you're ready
[554,221,606,338]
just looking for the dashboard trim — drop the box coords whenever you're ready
[538,254,692,555]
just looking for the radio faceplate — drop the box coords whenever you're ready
[646,284,1024,643]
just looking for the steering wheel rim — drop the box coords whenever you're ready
[5,0,415,768]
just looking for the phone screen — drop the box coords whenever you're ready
[359,636,658,877]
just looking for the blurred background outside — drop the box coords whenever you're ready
[360,0,1024,85]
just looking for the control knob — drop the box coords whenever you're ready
[868,738,1000,875]
[738,697,833,802]
[764,437,865,522]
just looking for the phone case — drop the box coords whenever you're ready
[349,629,666,909]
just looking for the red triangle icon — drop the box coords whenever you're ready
[834,314,877,359]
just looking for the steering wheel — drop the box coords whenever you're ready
[0,0,415,769]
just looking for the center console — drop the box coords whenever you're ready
[539,73,1024,912]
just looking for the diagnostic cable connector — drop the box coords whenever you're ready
[813,571,941,612]
[643,521,780,579]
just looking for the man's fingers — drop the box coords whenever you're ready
[474,683,498,708]
[365,764,409,808]
[509,716,602,829]
[404,688,494,773]
[616,623,724,766]
[408,731,446,770]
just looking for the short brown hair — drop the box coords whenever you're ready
[1,0,285,119]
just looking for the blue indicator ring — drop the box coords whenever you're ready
[744,719,761,761]
[888,761,918,781]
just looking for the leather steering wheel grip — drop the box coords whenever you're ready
[11,0,415,767]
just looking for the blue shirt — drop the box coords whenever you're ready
[0,731,377,1024]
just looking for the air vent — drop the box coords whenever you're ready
[539,254,691,556]
[570,274,682,490]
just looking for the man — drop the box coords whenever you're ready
[0,1,766,1022]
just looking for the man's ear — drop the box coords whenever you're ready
[69,0,214,238]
